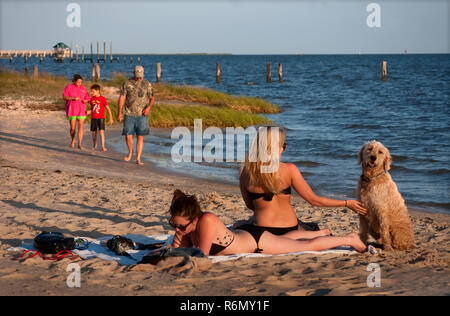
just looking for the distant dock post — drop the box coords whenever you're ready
[216,63,221,84]
[81,46,85,63]
[278,63,283,83]
[32,65,38,79]
[266,62,271,83]
[103,41,107,63]
[381,61,387,81]
[24,67,29,77]
[156,62,162,83]
[90,42,93,63]
[96,41,100,62]
[110,41,113,63]
[92,63,100,81]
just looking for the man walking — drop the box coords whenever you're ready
[118,65,155,165]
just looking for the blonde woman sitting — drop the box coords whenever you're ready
[235,126,368,251]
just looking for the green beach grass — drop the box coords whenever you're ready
[0,68,277,128]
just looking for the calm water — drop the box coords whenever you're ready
[2,54,449,214]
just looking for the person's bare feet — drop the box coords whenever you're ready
[78,145,85,150]
[102,147,108,152]
[136,160,144,166]
[70,141,75,148]
[124,154,132,162]
[348,232,367,253]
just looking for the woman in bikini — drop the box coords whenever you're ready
[169,189,367,255]
[234,126,368,245]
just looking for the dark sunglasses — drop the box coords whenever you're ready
[282,142,287,150]
[169,217,194,231]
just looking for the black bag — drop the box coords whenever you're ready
[33,232,75,254]
[106,235,135,256]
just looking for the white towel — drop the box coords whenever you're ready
[8,233,357,266]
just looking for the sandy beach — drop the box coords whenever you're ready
[0,101,449,296]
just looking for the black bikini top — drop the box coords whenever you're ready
[247,186,291,201]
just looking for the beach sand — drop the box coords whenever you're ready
[0,101,449,296]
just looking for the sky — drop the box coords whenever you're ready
[1,0,449,54]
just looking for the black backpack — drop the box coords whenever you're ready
[33,232,75,254]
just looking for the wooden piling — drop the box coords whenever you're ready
[90,42,93,63]
[216,63,221,84]
[24,67,28,76]
[96,41,100,62]
[278,63,283,83]
[82,46,85,62]
[32,65,38,78]
[110,41,113,63]
[266,62,271,83]
[92,63,100,81]
[103,41,106,62]
[381,61,387,81]
[156,62,162,83]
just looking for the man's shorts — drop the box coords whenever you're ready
[91,118,105,132]
[122,115,150,136]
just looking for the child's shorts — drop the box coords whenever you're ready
[67,116,86,121]
[122,115,150,136]
[91,118,105,131]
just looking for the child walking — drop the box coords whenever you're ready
[88,84,113,151]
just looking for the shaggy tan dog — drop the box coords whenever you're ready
[357,140,414,251]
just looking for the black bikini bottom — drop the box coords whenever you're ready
[234,223,299,253]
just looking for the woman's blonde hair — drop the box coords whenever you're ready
[240,126,286,194]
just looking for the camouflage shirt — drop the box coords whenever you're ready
[120,78,154,116]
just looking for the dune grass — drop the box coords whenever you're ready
[0,68,275,128]
[106,73,280,114]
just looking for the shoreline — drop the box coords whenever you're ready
[0,106,449,296]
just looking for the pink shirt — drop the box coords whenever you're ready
[63,84,90,117]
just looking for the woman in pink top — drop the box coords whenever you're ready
[63,74,90,149]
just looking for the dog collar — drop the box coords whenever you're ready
[360,171,387,183]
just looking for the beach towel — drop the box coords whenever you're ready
[7,233,359,266]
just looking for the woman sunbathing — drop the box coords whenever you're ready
[169,189,367,255]
[236,126,368,236]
